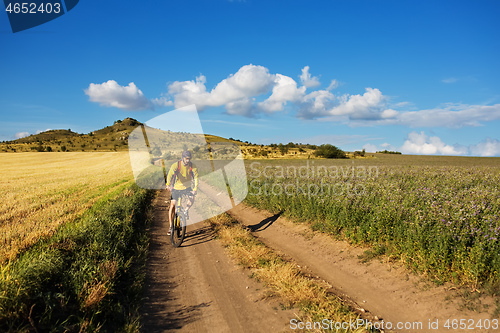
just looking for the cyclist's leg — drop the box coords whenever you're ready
[185,188,194,209]
[186,196,195,211]
[169,189,180,234]
[169,200,176,228]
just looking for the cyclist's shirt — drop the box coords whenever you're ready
[166,160,199,191]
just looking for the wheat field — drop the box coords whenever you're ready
[0,152,134,262]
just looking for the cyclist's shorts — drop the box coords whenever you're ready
[171,187,193,201]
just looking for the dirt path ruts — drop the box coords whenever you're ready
[141,191,295,333]
[224,204,498,333]
[194,181,497,333]
[142,183,498,333]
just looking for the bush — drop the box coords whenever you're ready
[278,143,288,155]
[150,146,162,157]
[314,144,346,159]
[353,149,365,157]
[377,150,402,154]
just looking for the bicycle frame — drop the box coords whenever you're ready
[171,193,187,247]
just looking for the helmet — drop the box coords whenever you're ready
[182,150,192,158]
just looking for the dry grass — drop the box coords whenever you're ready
[0,152,134,262]
[80,260,119,311]
[81,281,109,310]
[210,214,368,332]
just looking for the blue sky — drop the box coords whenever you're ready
[1,0,500,156]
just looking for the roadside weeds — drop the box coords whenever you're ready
[208,213,375,333]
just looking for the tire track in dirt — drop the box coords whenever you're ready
[228,205,498,333]
[141,190,295,333]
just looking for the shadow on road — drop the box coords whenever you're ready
[246,211,283,232]
[143,301,212,331]
[181,225,216,248]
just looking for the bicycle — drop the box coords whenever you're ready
[170,192,190,247]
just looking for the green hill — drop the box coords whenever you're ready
[0,118,142,152]
[0,118,354,159]
[0,118,244,154]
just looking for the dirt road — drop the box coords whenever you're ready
[224,205,497,333]
[198,182,497,333]
[142,185,498,333]
[141,191,295,333]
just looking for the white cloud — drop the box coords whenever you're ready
[168,75,211,108]
[442,77,458,83]
[364,135,500,157]
[308,88,390,121]
[380,109,399,119]
[167,65,323,117]
[210,64,275,104]
[13,128,52,140]
[36,128,51,134]
[400,131,468,155]
[299,66,320,88]
[151,96,173,107]
[297,89,336,118]
[85,80,152,110]
[393,101,411,108]
[363,142,397,152]
[258,74,306,112]
[84,66,500,130]
[362,143,378,153]
[347,103,500,128]
[469,138,500,157]
[380,142,396,149]
[333,88,388,119]
[299,88,397,121]
[169,64,275,112]
[225,97,256,117]
[14,132,30,139]
[326,79,340,90]
[389,103,500,128]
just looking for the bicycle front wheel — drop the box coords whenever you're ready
[171,212,187,247]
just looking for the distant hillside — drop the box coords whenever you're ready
[0,118,249,154]
[1,118,141,153]
[0,118,363,159]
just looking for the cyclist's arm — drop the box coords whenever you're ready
[192,167,199,192]
[166,163,177,189]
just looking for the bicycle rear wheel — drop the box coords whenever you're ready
[171,212,186,247]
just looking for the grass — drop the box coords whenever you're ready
[208,213,371,333]
[0,184,154,332]
[357,245,387,264]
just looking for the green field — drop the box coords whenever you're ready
[0,153,153,332]
[244,154,500,287]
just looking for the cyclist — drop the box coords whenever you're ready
[166,150,198,235]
